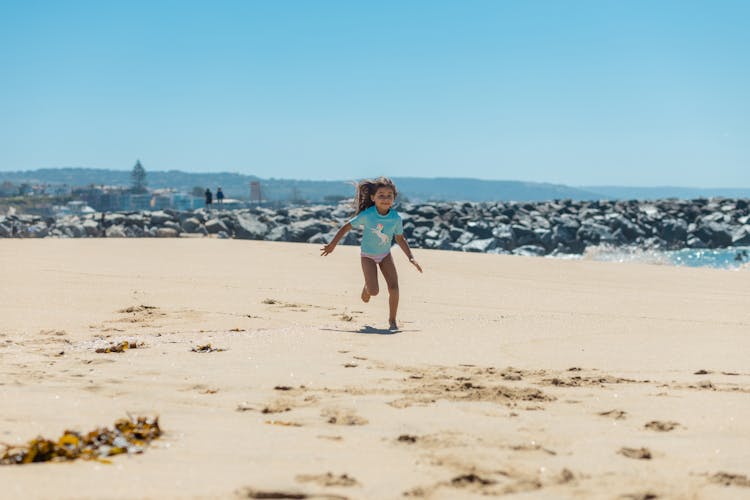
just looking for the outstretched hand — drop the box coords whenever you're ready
[410,259,423,273]
[320,243,336,256]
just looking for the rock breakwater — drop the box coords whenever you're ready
[2,198,749,256]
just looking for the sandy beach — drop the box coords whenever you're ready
[1,238,749,499]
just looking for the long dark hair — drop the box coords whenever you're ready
[353,177,398,215]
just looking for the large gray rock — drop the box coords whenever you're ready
[163,221,182,232]
[606,214,645,241]
[205,218,229,234]
[0,223,11,237]
[105,225,127,238]
[126,213,145,226]
[687,235,708,248]
[463,238,497,253]
[149,210,174,226]
[104,213,125,226]
[731,226,750,246]
[307,232,331,245]
[659,218,688,246]
[552,220,580,245]
[694,222,733,248]
[266,226,290,241]
[125,226,146,237]
[465,221,493,239]
[234,214,269,240]
[511,224,538,246]
[577,221,615,246]
[181,217,203,233]
[415,205,440,218]
[26,223,48,238]
[82,219,101,236]
[513,245,547,256]
[454,230,476,246]
[331,203,353,219]
[423,237,453,250]
[58,224,86,238]
[491,225,515,250]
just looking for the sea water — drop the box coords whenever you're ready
[581,245,750,270]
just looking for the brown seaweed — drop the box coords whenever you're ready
[191,344,227,353]
[95,340,144,353]
[0,415,161,465]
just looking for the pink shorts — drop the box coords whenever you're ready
[361,251,391,264]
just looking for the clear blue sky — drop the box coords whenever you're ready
[1,0,748,186]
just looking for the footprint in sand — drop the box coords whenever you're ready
[709,472,750,488]
[236,400,292,414]
[237,487,314,499]
[644,420,679,432]
[295,472,358,487]
[322,408,368,426]
[397,434,418,443]
[618,493,659,500]
[618,447,652,460]
[598,409,627,420]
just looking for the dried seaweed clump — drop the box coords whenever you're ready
[191,344,226,353]
[0,415,161,465]
[96,341,145,353]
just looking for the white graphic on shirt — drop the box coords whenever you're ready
[370,223,389,246]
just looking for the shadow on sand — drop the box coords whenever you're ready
[322,325,417,335]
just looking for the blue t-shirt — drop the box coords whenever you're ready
[349,205,404,255]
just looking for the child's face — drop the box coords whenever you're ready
[371,187,395,211]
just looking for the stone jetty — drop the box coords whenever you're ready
[2,198,749,256]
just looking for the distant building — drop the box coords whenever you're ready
[250,181,263,203]
[73,185,211,212]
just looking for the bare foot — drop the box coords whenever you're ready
[388,320,398,331]
[361,286,370,303]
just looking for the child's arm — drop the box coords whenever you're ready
[394,234,423,273]
[321,223,352,256]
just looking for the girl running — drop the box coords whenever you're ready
[321,177,422,330]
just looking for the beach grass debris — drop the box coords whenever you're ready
[709,472,750,487]
[118,305,158,313]
[322,408,368,426]
[644,421,680,432]
[238,488,309,499]
[451,473,496,487]
[262,298,278,305]
[191,344,226,353]
[265,420,303,427]
[619,493,659,499]
[598,409,627,420]
[0,415,160,465]
[618,447,652,460]
[295,472,358,487]
[95,340,144,353]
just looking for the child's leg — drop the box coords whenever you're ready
[360,257,379,303]
[378,254,399,328]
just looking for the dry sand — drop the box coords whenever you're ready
[1,239,749,499]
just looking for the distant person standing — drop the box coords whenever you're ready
[204,188,213,210]
[216,187,225,209]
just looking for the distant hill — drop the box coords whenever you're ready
[581,185,750,200]
[392,177,602,202]
[2,168,748,202]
